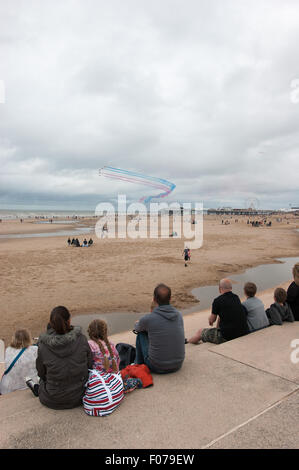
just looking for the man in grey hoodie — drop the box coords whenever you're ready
[134,284,185,374]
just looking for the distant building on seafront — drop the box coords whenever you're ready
[207,207,275,216]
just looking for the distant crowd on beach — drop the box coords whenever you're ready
[1,262,298,417]
[221,218,272,226]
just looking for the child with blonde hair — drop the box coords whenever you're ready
[0,329,38,395]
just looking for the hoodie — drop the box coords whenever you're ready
[36,326,93,409]
[242,297,269,332]
[266,302,295,326]
[135,305,185,372]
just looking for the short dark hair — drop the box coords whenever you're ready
[244,282,257,298]
[153,284,171,306]
[274,287,287,304]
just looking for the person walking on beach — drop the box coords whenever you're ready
[188,279,249,345]
[182,247,190,267]
[286,262,299,321]
[133,284,185,374]
[26,306,92,409]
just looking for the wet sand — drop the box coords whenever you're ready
[0,214,298,344]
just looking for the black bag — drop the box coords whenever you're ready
[116,343,136,370]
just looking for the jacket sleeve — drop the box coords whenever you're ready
[36,346,47,381]
[285,304,295,322]
[87,347,93,369]
[242,304,248,316]
[84,338,93,369]
[134,314,149,333]
[287,283,299,303]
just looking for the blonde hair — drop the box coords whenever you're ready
[87,319,117,373]
[293,262,299,286]
[10,329,32,349]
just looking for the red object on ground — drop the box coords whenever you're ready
[120,364,153,388]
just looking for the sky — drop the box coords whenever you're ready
[0,0,299,210]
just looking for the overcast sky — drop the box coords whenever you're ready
[0,0,299,210]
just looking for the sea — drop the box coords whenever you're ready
[0,209,96,220]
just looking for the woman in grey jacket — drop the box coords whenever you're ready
[27,306,93,410]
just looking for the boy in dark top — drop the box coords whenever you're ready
[182,247,190,267]
[188,279,249,344]
[266,287,295,325]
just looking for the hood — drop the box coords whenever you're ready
[273,303,289,315]
[38,326,82,357]
[153,304,179,321]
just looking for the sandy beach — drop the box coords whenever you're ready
[0,214,298,345]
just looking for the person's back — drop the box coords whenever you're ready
[134,284,185,373]
[266,301,294,325]
[243,297,269,331]
[36,306,92,409]
[242,282,269,332]
[286,282,299,320]
[0,329,38,395]
[87,319,120,374]
[266,287,295,325]
[139,305,185,371]
[213,291,248,341]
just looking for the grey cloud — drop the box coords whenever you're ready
[0,0,299,209]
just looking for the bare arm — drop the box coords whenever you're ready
[209,313,217,326]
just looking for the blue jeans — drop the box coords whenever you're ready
[135,332,152,369]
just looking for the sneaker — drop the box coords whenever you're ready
[25,377,39,397]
